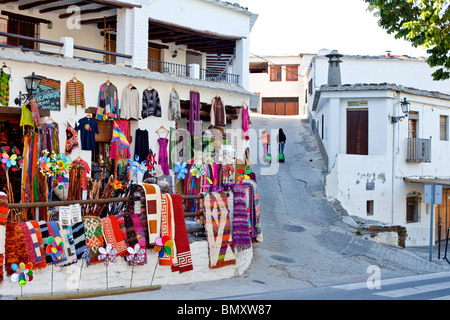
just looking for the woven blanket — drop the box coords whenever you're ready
[0,192,7,283]
[29,221,46,269]
[170,193,193,273]
[131,214,147,264]
[101,215,127,257]
[18,222,41,264]
[139,183,162,244]
[159,193,176,266]
[225,183,252,251]
[245,180,262,242]
[59,224,77,267]
[5,222,28,276]
[38,221,53,263]
[203,192,236,269]
[82,216,104,264]
[115,215,129,247]
[72,221,87,260]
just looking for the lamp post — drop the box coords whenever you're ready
[391,98,411,124]
[14,72,42,106]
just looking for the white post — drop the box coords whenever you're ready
[189,63,200,79]
[59,37,74,58]
[234,38,249,89]
[116,8,148,69]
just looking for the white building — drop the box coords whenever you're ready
[0,0,258,295]
[249,54,314,115]
[309,50,450,247]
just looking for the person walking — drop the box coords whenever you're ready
[277,128,286,154]
[259,129,270,158]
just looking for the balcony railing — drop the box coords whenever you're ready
[148,59,240,85]
[406,138,431,163]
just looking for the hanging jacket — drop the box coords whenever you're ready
[142,88,161,118]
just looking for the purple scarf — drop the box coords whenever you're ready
[224,183,252,250]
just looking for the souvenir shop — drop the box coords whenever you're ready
[0,60,260,297]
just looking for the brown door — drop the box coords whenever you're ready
[347,109,368,155]
[285,100,299,115]
[436,189,450,242]
[275,100,285,115]
[262,98,275,115]
[148,47,161,72]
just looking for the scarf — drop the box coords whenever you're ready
[131,214,147,264]
[170,194,193,273]
[225,183,252,251]
[18,222,41,264]
[203,192,236,269]
[0,192,7,283]
[245,180,262,242]
[72,221,87,260]
[5,222,28,276]
[159,193,176,266]
[101,215,127,257]
[82,216,104,264]
[139,183,162,244]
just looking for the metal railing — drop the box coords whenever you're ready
[148,58,240,85]
[406,138,431,163]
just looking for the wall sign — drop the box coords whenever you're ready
[34,76,61,111]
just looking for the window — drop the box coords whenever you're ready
[366,200,374,216]
[2,11,41,50]
[440,115,448,141]
[346,109,368,155]
[408,111,418,139]
[406,196,419,223]
[270,66,281,81]
[286,65,298,81]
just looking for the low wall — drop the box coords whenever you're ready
[1,241,253,298]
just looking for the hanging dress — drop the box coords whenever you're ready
[158,131,170,175]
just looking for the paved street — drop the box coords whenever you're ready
[91,113,450,301]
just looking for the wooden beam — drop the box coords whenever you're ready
[40,2,90,13]
[59,6,113,19]
[80,15,115,25]
[18,0,60,10]
[84,0,142,8]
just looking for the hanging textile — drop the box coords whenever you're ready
[242,103,250,140]
[159,193,176,266]
[189,90,200,136]
[65,78,86,113]
[134,128,149,163]
[142,88,161,118]
[224,183,252,251]
[0,68,10,106]
[210,96,226,127]
[72,221,87,260]
[5,222,29,276]
[82,216,104,265]
[244,179,262,242]
[20,104,35,134]
[157,130,170,175]
[168,88,181,120]
[0,192,7,282]
[96,81,119,121]
[101,215,128,257]
[203,192,236,269]
[47,221,68,265]
[75,117,99,151]
[65,122,79,155]
[30,99,41,127]
[120,84,140,120]
[110,119,130,159]
[170,193,193,273]
[139,183,161,244]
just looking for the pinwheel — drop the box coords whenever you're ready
[236,167,252,185]
[11,262,33,287]
[173,161,188,180]
[153,236,174,258]
[1,146,23,171]
[52,153,72,176]
[38,150,55,177]
[46,236,65,261]
[98,243,117,267]
[190,163,206,178]
[126,243,146,266]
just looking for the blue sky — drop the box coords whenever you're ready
[240,0,428,57]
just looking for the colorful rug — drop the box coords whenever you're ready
[82,216,104,264]
[131,214,147,264]
[28,221,46,269]
[5,222,29,276]
[159,193,176,266]
[139,183,162,245]
[203,192,236,269]
[170,193,193,273]
[225,183,252,251]
[101,215,127,257]
[72,221,87,260]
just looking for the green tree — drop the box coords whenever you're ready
[364,0,450,81]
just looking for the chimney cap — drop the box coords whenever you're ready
[325,49,343,59]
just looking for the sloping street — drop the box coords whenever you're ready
[99,113,449,300]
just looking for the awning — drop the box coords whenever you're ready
[403,177,450,187]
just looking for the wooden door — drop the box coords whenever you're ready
[285,100,299,115]
[275,100,285,115]
[148,47,161,72]
[436,189,450,242]
[347,109,368,155]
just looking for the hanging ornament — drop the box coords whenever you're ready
[146,151,157,171]
[11,262,33,287]
[236,167,252,185]
[173,161,188,180]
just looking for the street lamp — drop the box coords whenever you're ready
[14,72,41,106]
[391,97,411,124]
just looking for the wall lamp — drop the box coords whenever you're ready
[391,97,411,124]
[172,50,178,58]
[14,72,41,106]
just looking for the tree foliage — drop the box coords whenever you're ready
[364,0,450,81]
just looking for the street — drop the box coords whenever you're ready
[88,113,450,301]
